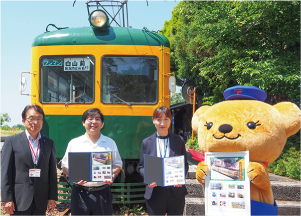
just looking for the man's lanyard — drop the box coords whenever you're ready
[157,134,169,158]
[27,138,40,165]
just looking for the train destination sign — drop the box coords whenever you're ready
[205,151,251,216]
[43,59,62,66]
[64,58,90,71]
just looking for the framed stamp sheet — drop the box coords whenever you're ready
[205,151,250,216]
[68,151,112,182]
[144,155,186,186]
[91,152,113,182]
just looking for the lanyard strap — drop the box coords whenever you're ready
[27,138,40,164]
[157,134,169,158]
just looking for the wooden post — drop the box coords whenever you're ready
[192,87,196,140]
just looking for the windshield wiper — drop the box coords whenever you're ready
[109,92,132,106]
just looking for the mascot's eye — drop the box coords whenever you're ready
[247,121,261,130]
[204,122,213,130]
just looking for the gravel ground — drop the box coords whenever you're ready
[1,202,147,215]
[1,168,147,215]
[1,168,71,216]
[0,188,70,216]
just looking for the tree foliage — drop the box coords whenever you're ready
[170,92,185,105]
[13,124,26,130]
[1,124,11,130]
[0,113,11,126]
[269,131,301,180]
[161,1,300,105]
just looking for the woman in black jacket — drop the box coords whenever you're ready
[138,106,189,215]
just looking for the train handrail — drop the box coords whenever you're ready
[45,24,69,33]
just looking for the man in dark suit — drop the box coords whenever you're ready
[1,105,57,215]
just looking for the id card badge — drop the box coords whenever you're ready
[29,169,41,177]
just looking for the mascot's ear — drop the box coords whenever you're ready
[192,105,211,132]
[273,102,301,137]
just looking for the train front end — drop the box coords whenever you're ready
[28,4,173,204]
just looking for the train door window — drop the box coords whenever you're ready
[101,56,158,104]
[39,56,95,103]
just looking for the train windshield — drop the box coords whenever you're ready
[101,56,158,104]
[39,56,95,104]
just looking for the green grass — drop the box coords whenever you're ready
[1,129,23,137]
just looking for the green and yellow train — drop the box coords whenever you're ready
[23,1,174,203]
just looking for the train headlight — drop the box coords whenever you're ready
[89,10,110,29]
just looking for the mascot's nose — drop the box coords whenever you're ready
[219,124,233,134]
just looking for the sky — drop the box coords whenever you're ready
[0,0,180,127]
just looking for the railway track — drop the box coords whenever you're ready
[57,205,70,216]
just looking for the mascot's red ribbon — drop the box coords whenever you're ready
[188,149,205,162]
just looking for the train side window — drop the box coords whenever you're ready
[101,56,158,104]
[39,56,95,104]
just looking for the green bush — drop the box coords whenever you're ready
[1,124,11,130]
[269,143,301,180]
[13,124,25,130]
[262,131,300,180]
[186,135,201,152]
[114,200,145,215]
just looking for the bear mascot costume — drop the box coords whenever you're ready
[189,85,301,215]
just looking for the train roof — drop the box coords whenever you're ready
[32,26,170,48]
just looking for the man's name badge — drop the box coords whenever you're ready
[29,169,41,177]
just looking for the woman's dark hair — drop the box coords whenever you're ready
[153,106,172,121]
[21,104,45,120]
[82,108,104,123]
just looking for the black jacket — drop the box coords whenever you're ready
[1,131,58,211]
[138,132,188,200]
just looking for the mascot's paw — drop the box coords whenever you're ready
[196,161,209,186]
[247,162,270,190]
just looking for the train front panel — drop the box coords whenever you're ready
[29,27,171,183]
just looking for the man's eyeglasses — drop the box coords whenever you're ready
[86,117,102,123]
[26,118,43,123]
